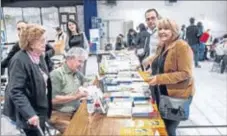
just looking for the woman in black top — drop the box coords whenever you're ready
[66,19,89,74]
[3,24,52,136]
[66,19,89,51]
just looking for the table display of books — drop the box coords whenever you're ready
[97,51,159,118]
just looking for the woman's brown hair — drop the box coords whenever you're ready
[157,18,180,42]
[19,24,45,50]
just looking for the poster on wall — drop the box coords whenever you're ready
[89,28,100,53]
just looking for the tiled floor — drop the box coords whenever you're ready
[1,56,227,135]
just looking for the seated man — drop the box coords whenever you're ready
[50,47,89,133]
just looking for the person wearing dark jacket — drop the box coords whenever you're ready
[127,29,137,49]
[1,20,27,75]
[186,17,201,68]
[1,42,55,74]
[3,24,52,136]
[135,23,151,70]
[115,36,125,50]
[139,9,160,70]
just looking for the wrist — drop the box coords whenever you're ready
[73,93,80,100]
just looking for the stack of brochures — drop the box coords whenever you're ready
[107,98,133,117]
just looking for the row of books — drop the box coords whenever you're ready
[106,98,157,118]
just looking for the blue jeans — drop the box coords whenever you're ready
[199,43,206,60]
[191,44,200,66]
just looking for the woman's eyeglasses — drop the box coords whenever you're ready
[17,28,21,31]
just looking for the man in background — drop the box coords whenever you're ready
[180,24,186,40]
[186,17,201,68]
[1,20,27,75]
[145,8,160,57]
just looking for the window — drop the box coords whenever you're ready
[41,7,59,41]
[59,7,76,13]
[23,8,41,24]
[3,7,23,43]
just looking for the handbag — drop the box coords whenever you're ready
[158,94,192,121]
[136,37,147,57]
[155,47,192,121]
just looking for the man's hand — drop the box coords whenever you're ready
[75,89,88,99]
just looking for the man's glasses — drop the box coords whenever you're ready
[146,17,156,21]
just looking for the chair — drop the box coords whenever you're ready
[45,121,60,136]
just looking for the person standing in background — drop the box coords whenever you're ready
[135,23,150,71]
[1,21,55,74]
[220,34,227,73]
[186,17,201,68]
[140,9,161,69]
[197,22,206,61]
[180,24,186,40]
[54,27,67,55]
[118,34,127,48]
[145,8,160,57]
[66,19,89,75]
[115,36,125,50]
[55,27,67,42]
[127,28,137,49]
[1,20,27,75]
[199,29,211,61]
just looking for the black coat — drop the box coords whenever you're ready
[1,42,55,74]
[3,50,52,129]
[135,30,151,58]
[45,44,55,72]
[186,25,200,46]
[1,42,20,69]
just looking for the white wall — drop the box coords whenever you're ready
[97,1,227,37]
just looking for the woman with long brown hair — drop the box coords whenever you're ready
[146,18,195,136]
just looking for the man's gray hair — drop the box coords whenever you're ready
[65,47,88,60]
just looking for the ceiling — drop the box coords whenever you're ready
[2,0,84,7]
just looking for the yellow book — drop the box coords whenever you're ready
[120,127,154,136]
[134,119,165,128]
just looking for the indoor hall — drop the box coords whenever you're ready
[1,0,227,136]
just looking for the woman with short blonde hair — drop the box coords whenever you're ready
[147,18,195,136]
[3,24,52,136]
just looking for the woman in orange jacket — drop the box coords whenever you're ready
[143,18,195,136]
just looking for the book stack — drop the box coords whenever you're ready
[132,99,154,118]
[107,98,132,117]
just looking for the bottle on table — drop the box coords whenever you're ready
[87,95,95,114]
